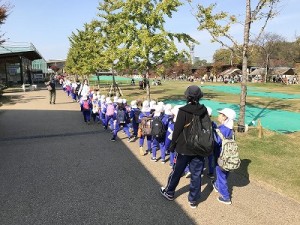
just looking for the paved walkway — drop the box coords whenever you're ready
[0,87,299,225]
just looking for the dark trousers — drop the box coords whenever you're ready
[49,90,56,103]
[165,153,204,203]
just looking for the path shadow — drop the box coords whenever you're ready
[0,109,197,225]
[228,159,251,196]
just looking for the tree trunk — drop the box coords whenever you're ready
[264,53,270,83]
[238,0,251,132]
[146,67,151,101]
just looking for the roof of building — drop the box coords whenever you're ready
[250,67,296,76]
[0,42,43,61]
[218,67,242,77]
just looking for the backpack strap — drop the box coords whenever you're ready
[215,129,225,141]
[184,114,195,128]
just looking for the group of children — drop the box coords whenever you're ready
[60,81,236,206]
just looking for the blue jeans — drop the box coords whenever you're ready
[164,153,204,203]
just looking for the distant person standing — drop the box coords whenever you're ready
[45,77,56,104]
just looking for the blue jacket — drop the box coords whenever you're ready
[214,124,233,158]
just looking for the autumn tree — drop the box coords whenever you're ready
[0,1,11,44]
[255,32,285,82]
[120,0,196,100]
[65,22,104,77]
[190,0,280,132]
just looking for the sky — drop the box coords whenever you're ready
[1,0,299,62]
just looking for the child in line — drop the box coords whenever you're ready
[206,106,218,179]
[111,99,132,142]
[138,100,152,156]
[129,100,140,141]
[104,98,115,131]
[80,95,92,124]
[212,108,236,205]
[165,106,177,167]
[151,104,168,163]
[91,94,100,123]
[100,95,106,126]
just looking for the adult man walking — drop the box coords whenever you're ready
[45,77,56,104]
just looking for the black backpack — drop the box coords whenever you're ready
[117,109,126,124]
[183,113,214,157]
[151,116,166,139]
[133,109,141,123]
[75,83,81,94]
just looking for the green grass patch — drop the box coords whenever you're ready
[236,129,300,201]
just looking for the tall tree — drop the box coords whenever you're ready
[255,32,285,82]
[190,0,280,132]
[120,0,196,100]
[65,22,104,77]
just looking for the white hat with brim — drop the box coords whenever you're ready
[131,100,137,108]
[164,104,172,115]
[218,108,236,129]
[218,108,236,120]
[153,105,164,116]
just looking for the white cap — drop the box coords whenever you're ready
[113,96,119,103]
[106,97,112,104]
[154,104,164,116]
[157,101,164,106]
[206,106,212,116]
[218,108,236,120]
[218,108,236,129]
[82,95,88,101]
[122,99,127,104]
[131,100,137,108]
[117,99,123,104]
[142,100,150,112]
[164,104,173,115]
[150,100,156,110]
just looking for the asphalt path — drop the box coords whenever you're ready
[0,87,299,225]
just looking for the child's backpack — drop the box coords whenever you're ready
[216,129,240,171]
[117,109,126,124]
[183,113,214,157]
[140,117,152,136]
[106,104,115,116]
[82,100,90,111]
[151,116,166,139]
[75,84,81,94]
[92,103,99,114]
[134,109,141,123]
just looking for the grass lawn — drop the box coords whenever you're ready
[98,80,300,202]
